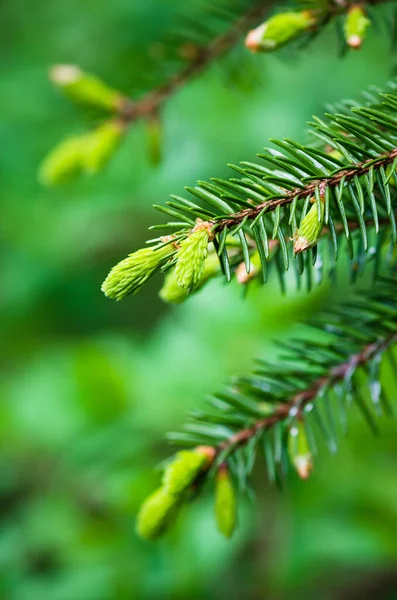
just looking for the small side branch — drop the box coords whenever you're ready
[216,331,397,457]
[119,1,271,124]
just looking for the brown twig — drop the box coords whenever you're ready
[118,1,272,125]
[214,148,397,233]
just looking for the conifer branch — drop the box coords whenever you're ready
[102,82,397,302]
[215,147,397,232]
[137,276,397,540]
[119,1,272,125]
[216,331,397,455]
[41,0,397,184]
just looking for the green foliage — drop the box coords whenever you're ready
[5,0,397,595]
[160,250,221,303]
[245,0,386,55]
[38,0,394,185]
[293,199,324,253]
[49,64,123,111]
[137,448,212,539]
[245,10,316,51]
[136,487,182,540]
[162,448,211,494]
[39,133,88,185]
[38,0,270,184]
[145,276,397,538]
[288,419,313,479]
[101,241,177,300]
[214,466,237,538]
[39,121,124,185]
[174,224,211,291]
[102,82,397,301]
[344,5,371,49]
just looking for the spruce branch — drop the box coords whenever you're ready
[215,330,397,456]
[40,0,273,184]
[103,82,397,302]
[137,276,397,540]
[119,0,272,126]
[41,0,397,183]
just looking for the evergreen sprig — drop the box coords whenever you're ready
[39,0,271,183]
[40,0,397,183]
[103,82,397,303]
[137,275,397,539]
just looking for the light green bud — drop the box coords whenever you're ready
[344,6,370,49]
[136,486,181,541]
[293,200,324,253]
[49,64,123,111]
[162,449,212,496]
[245,11,316,52]
[288,420,313,480]
[101,242,176,301]
[159,251,220,303]
[215,466,237,538]
[146,115,163,166]
[39,133,88,186]
[82,120,124,174]
[174,223,212,291]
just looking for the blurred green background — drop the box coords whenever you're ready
[1,1,397,598]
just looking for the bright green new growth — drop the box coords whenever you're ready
[137,448,212,540]
[245,10,316,52]
[293,200,325,253]
[162,449,210,495]
[39,134,88,185]
[82,121,124,174]
[49,64,123,112]
[136,487,181,541]
[174,225,211,291]
[160,251,220,303]
[39,121,124,185]
[101,243,176,301]
[344,6,370,48]
[215,468,237,538]
[288,421,313,480]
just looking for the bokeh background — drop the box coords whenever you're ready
[1,1,397,598]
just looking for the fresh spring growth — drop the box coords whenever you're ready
[146,115,163,166]
[174,220,213,291]
[101,242,177,301]
[215,465,237,538]
[344,5,370,49]
[136,487,182,541]
[245,11,316,52]
[136,446,215,540]
[49,64,124,112]
[159,250,220,303]
[293,199,325,253]
[82,120,124,174]
[39,134,88,185]
[162,448,214,495]
[288,420,313,480]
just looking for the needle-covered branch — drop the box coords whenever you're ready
[102,82,397,303]
[39,0,272,184]
[137,276,397,540]
[40,0,396,183]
